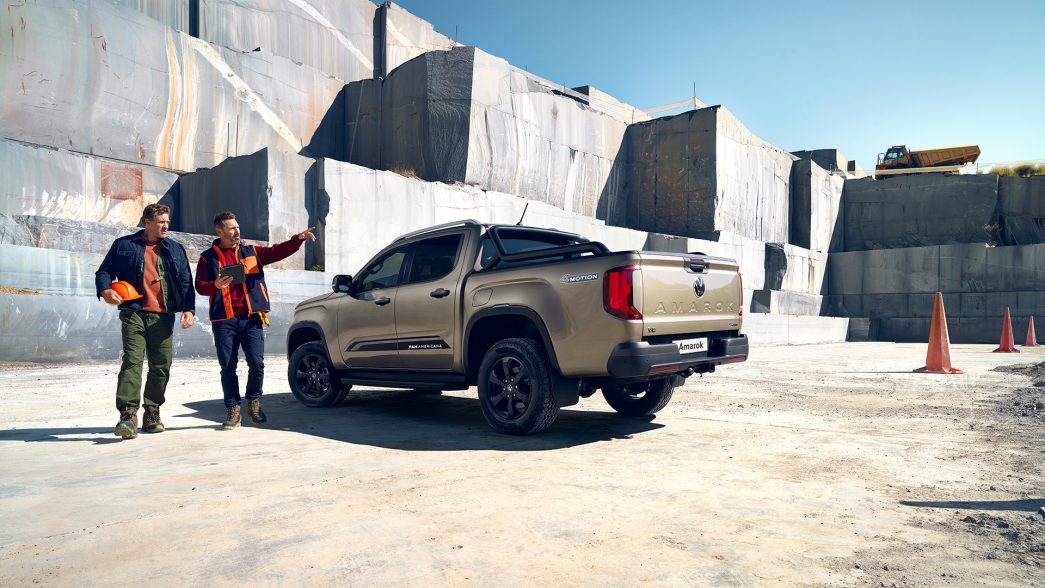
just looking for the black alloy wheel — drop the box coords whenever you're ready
[486,355,532,421]
[477,338,558,435]
[288,342,345,407]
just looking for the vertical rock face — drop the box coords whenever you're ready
[789,160,844,252]
[0,0,343,172]
[174,148,314,269]
[606,106,794,244]
[345,47,474,182]
[608,108,718,237]
[0,140,177,229]
[842,174,1000,251]
[379,2,459,77]
[715,107,794,243]
[828,242,1045,342]
[464,50,629,217]
[199,0,377,83]
[998,175,1045,245]
[112,0,191,31]
[343,46,629,217]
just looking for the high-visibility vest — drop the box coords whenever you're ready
[200,242,271,322]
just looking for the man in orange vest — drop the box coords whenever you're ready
[195,211,317,429]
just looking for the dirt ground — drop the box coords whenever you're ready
[1,342,1043,586]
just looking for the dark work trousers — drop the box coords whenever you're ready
[212,314,265,407]
[116,310,175,412]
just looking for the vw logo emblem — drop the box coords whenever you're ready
[693,277,706,298]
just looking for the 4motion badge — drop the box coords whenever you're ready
[560,272,599,284]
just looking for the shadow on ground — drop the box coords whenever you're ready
[182,390,664,451]
[901,498,1045,513]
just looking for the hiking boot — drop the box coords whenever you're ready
[246,397,267,424]
[221,404,241,430]
[114,408,138,439]
[143,405,165,433]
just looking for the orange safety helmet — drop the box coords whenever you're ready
[110,280,144,301]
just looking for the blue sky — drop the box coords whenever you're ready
[393,0,1044,172]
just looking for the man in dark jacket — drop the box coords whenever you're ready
[96,203,196,439]
[195,211,316,430]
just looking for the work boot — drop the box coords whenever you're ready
[143,405,165,433]
[114,408,138,440]
[246,397,267,424]
[221,404,241,430]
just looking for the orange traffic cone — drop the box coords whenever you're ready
[915,292,963,374]
[1024,315,1040,347]
[993,307,1020,353]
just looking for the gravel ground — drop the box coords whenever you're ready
[1,342,1043,586]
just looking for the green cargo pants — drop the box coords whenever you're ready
[115,310,175,412]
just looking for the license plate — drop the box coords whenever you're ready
[674,337,708,354]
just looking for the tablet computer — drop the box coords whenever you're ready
[219,263,246,285]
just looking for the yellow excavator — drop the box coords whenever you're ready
[875,144,980,178]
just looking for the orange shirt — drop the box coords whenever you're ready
[141,241,166,313]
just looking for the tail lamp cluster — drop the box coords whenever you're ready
[603,266,642,320]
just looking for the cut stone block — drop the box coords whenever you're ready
[842,174,999,251]
[174,148,315,269]
[607,106,794,243]
[0,140,178,228]
[741,314,849,346]
[791,149,848,174]
[0,0,343,172]
[998,175,1045,245]
[789,160,844,253]
[320,159,649,277]
[846,318,874,342]
[749,290,824,315]
[847,160,869,179]
[200,0,376,83]
[343,46,629,219]
[379,2,459,77]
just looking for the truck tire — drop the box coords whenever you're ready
[602,377,680,416]
[288,342,348,407]
[477,338,559,435]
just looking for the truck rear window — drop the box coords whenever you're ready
[480,231,586,269]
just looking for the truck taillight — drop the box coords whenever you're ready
[738,271,743,317]
[604,266,642,320]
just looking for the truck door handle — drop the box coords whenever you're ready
[374,297,391,306]
[430,288,450,298]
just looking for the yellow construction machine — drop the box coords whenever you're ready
[875,144,980,178]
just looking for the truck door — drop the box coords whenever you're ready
[393,232,467,370]
[337,244,408,369]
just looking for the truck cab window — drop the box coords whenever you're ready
[356,247,408,292]
[403,233,463,285]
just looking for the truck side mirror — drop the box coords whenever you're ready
[332,274,354,294]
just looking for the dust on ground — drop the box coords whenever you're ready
[1,342,1043,586]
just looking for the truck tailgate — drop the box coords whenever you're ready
[637,252,742,336]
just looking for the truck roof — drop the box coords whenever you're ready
[392,219,587,244]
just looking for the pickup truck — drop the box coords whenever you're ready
[286,220,748,434]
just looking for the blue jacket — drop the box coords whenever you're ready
[95,230,196,313]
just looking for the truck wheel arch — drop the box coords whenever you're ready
[287,321,327,360]
[464,307,562,381]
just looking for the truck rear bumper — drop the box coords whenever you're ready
[606,334,748,379]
